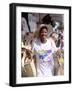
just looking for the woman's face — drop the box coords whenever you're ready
[39,28,48,42]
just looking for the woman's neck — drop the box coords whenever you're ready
[40,39,47,43]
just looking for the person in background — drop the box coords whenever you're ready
[56,27,64,50]
[60,27,64,50]
[48,32,59,52]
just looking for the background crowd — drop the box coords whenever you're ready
[21,13,64,77]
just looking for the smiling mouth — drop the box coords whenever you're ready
[41,35,46,38]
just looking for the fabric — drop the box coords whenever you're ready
[32,39,55,77]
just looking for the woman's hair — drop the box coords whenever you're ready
[39,25,48,33]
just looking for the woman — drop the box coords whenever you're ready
[32,24,55,77]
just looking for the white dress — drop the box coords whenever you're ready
[33,39,55,77]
